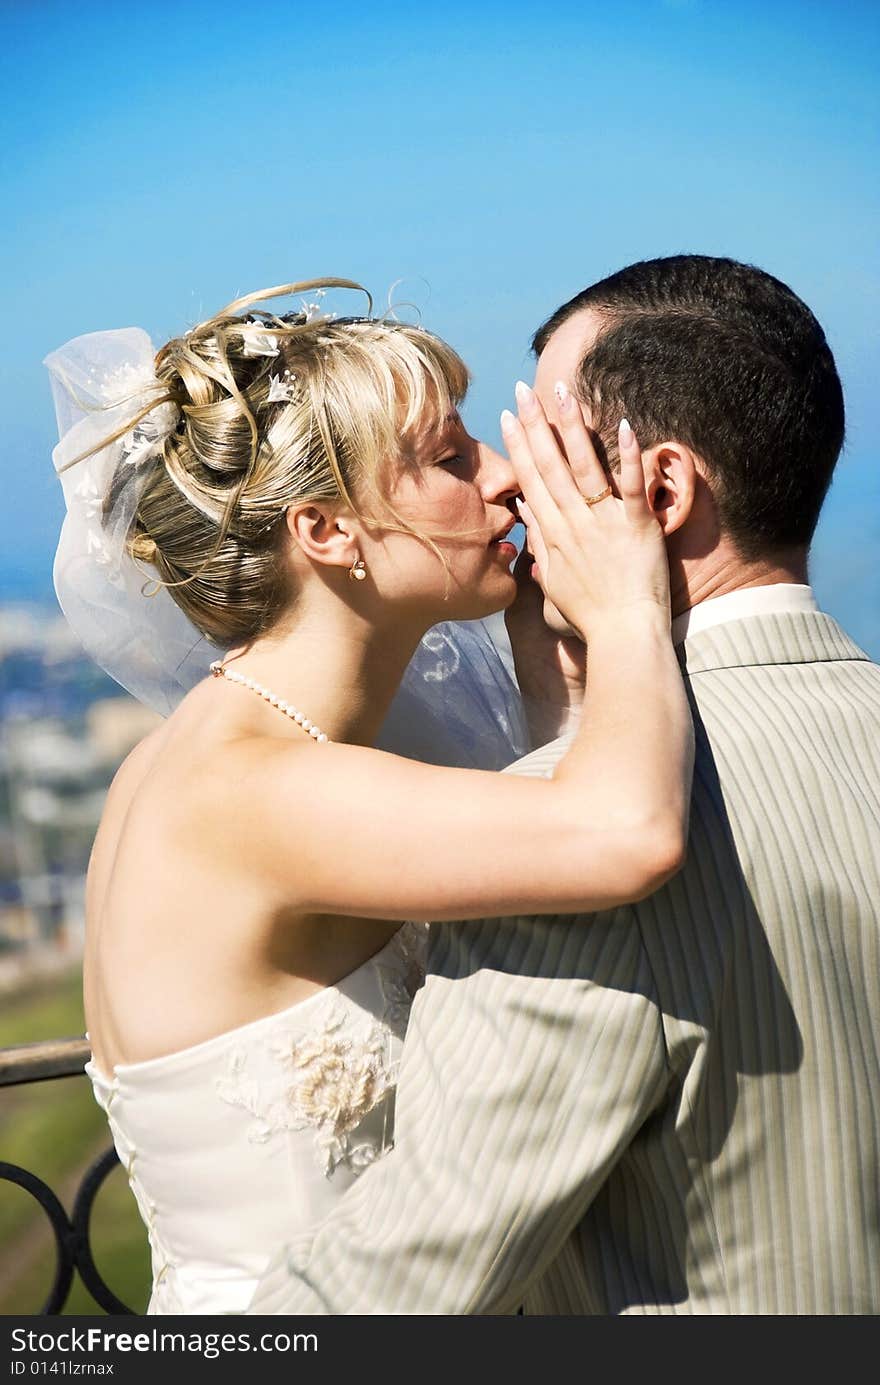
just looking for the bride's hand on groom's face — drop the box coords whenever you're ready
[500,382,596,720]
[501,384,597,744]
[500,380,670,646]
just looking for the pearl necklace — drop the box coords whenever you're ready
[210,660,330,743]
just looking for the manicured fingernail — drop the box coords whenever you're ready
[514,380,536,413]
[619,418,634,446]
[500,408,517,434]
[554,381,572,411]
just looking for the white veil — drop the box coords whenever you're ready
[377,615,528,769]
[46,328,528,768]
[46,327,224,716]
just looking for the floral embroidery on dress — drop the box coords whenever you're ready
[214,923,427,1177]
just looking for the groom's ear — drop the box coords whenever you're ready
[641,441,698,536]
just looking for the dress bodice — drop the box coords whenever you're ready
[84,922,427,1315]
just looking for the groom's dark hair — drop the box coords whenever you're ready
[533,256,845,559]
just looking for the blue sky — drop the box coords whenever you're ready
[2,0,878,653]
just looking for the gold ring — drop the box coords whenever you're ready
[583,485,613,507]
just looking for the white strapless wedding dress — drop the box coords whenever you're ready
[84,923,427,1315]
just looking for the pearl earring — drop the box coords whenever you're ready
[348,558,367,582]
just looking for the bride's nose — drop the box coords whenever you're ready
[476,441,518,504]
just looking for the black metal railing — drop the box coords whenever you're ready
[0,1038,135,1315]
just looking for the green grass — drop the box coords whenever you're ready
[0,969,151,1315]
[0,969,88,1048]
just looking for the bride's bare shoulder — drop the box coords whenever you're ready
[92,679,331,901]
[102,685,234,813]
[91,718,173,853]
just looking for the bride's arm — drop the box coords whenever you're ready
[243,614,686,921]
[226,403,694,923]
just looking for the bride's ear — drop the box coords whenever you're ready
[641,441,698,536]
[284,504,360,571]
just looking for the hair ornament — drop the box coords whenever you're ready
[240,328,281,358]
[266,371,298,404]
[300,288,334,323]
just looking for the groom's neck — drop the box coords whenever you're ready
[668,537,809,620]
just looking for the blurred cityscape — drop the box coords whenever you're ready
[0,603,159,997]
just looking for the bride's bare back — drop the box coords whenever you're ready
[84,681,399,1075]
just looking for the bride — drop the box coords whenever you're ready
[45,279,692,1315]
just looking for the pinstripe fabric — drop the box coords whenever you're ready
[249,611,880,1315]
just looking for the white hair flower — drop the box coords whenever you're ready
[266,372,297,403]
[300,296,329,323]
[241,329,280,358]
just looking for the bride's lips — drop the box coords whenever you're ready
[493,541,518,559]
[488,518,517,562]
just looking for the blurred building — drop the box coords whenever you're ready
[86,699,161,765]
[0,603,161,989]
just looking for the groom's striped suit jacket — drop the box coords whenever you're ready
[251,611,880,1314]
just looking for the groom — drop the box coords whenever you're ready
[250,256,880,1314]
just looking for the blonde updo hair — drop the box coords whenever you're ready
[99,279,469,645]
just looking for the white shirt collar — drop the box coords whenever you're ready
[671,584,819,646]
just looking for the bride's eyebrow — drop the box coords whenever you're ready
[424,412,461,446]
[435,410,465,444]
